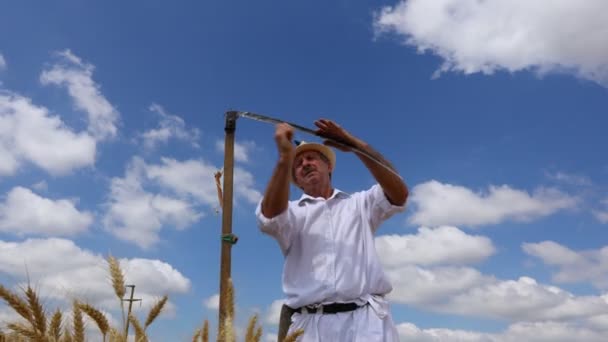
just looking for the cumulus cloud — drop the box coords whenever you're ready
[0,238,190,313]
[141,103,200,149]
[0,187,92,236]
[0,91,96,176]
[204,294,220,310]
[384,261,608,322]
[374,0,608,86]
[265,299,284,325]
[408,181,577,227]
[146,157,262,206]
[0,53,6,70]
[376,226,495,267]
[546,171,592,187]
[397,322,493,342]
[103,158,202,249]
[524,240,608,289]
[215,139,256,163]
[104,155,261,249]
[396,320,608,342]
[40,49,119,140]
[593,198,608,224]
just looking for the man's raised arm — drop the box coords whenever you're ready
[314,119,408,206]
[261,123,295,218]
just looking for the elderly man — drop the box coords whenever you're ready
[256,119,408,341]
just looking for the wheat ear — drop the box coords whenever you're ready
[192,328,201,342]
[107,256,126,299]
[78,303,110,337]
[108,327,126,342]
[72,301,85,342]
[254,326,262,342]
[283,329,304,342]
[24,285,46,336]
[129,314,147,342]
[0,284,32,323]
[245,314,258,342]
[202,320,209,342]
[7,322,37,340]
[144,295,168,329]
[49,309,63,341]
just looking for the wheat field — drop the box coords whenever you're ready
[0,256,302,342]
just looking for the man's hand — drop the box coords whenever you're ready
[314,119,360,152]
[275,123,295,158]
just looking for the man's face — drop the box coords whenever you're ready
[293,150,332,188]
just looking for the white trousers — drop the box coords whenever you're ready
[287,305,400,342]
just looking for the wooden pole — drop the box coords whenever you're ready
[218,111,237,335]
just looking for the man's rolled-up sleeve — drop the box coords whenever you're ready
[255,200,294,254]
[363,184,407,232]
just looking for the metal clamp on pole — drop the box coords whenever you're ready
[221,233,239,245]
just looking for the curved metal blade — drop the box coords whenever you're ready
[235,111,402,180]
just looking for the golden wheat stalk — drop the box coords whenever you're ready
[72,301,85,342]
[0,284,32,323]
[108,327,126,342]
[78,303,110,338]
[24,285,46,336]
[254,326,262,342]
[62,325,73,342]
[144,295,168,329]
[245,314,258,342]
[108,256,126,300]
[202,320,209,342]
[283,329,304,342]
[219,316,235,342]
[129,314,147,342]
[49,309,63,341]
[6,322,37,340]
[107,255,126,329]
[192,328,201,342]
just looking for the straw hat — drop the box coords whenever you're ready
[291,140,336,184]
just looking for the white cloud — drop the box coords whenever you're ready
[0,187,93,236]
[592,198,608,224]
[215,139,256,163]
[0,238,190,312]
[546,172,592,186]
[386,263,608,322]
[146,157,262,206]
[204,294,220,310]
[396,320,608,342]
[439,276,608,321]
[141,103,200,149]
[376,226,495,267]
[103,158,202,249]
[264,333,278,342]
[387,265,490,305]
[265,299,284,325]
[374,0,608,86]
[40,49,119,140]
[408,181,577,227]
[594,210,608,224]
[0,91,96,176]
[0,53,6,70]
[31,180,48,192]
[397,322,493,342]
[523,241,608,289]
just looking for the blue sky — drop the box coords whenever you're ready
[1,0,608,341]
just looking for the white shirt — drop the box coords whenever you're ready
[256,184,406,310]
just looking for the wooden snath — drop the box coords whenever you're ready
[218,111,238,336]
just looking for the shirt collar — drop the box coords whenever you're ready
[297,188,350,205]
